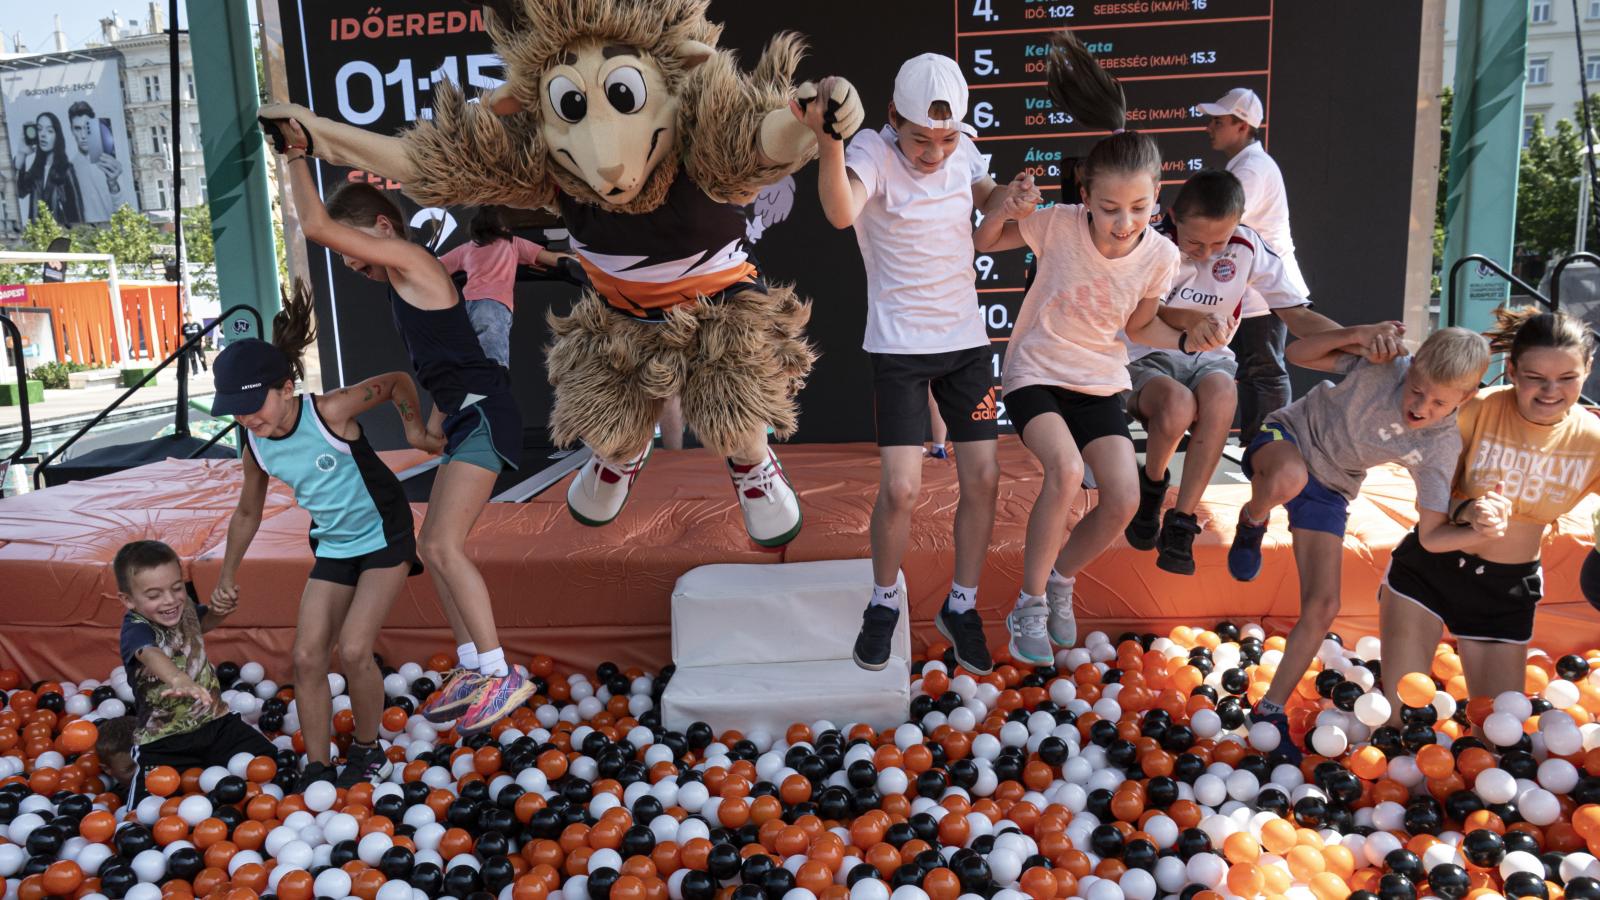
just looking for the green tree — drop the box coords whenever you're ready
[1516,113,1584,258]
[20,202,65,251]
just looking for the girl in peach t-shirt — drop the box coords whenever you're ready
[973,31,1226,664]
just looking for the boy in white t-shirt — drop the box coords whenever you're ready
[799,54,1039,674]
[1123,170,1372,574]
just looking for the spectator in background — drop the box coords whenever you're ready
[1200,88,1307,444]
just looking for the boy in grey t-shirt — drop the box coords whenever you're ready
[1226,325,1490,763]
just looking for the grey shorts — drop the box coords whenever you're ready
[466,299,513,369]
[1126,351,1238,399]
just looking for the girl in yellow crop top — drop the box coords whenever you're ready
[1377,308,1599,725]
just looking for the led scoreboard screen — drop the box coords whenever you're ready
[280,0,1421,447]
[954,0,1275,424]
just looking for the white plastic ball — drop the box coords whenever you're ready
[1353,693,1391,727]
[314,868,352,899]
[175,795,213,826]
[302,779,337,812]
[1483,712,1524,748]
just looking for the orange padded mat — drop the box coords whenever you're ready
[0,438,1594,681]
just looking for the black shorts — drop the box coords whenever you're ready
[310,534,423,587]
[870,347,998,446]
[1384,530,1544,643]
[1003,384,1131,450]
[129,713,276,808]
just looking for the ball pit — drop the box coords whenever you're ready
[0,627,1597,900]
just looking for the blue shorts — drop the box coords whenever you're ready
[1240,423,1350,537]
[441,411,505,474]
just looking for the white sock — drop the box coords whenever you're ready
[1047,570,1076,593]
[1015,590,1045,609]
[869,584,901,610]
[946,583,977,614]
[478,647,509,678]
[456,642,479,671]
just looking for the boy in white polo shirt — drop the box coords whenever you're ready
[1199,88,1307,445]
[798,54,1039,674]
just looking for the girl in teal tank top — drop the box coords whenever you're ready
[210,285,440,790]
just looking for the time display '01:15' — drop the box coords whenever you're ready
[333,54,505,125]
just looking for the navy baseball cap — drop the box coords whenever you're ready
[210,339,294,416]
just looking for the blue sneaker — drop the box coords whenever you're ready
[1249,707,1302,765]
[1228,510,1267,581]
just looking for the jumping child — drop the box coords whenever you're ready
[266,116,535,735]
[973,31,1227,665]
[1229,325,1490,759]
[211,285,437,787]
[437,205,572,369]
[802,54,1035,674]
[1123,169,1403,574]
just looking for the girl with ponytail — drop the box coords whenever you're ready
[208,281,440,790]
[1379,307,1600,723]
[973,31,1227,665]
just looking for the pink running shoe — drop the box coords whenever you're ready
[457,670,537,735]
[419,669,487,724]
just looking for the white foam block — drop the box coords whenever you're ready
[671,559,909,667]
[661,559,912,733]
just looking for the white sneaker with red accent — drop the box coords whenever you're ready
[567,444,651,526]
[728,451,802,547]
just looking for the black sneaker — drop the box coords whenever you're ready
[935,604,994,675]
[1124,468,1168,550]
[1155,509,1202,575]
[336,742,393,788]
[294,761,337,793]
[852,604,900,670]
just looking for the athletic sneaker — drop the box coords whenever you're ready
[729,451,802,547]
[1228,509,1268,581]
[1045,575,1077,648]
[935,604,993,675]
[458,670,537,736]
[1155,509,1202,576]
[852,604,899,671]
[336,742,393,788]
[294,761,337,793]
[568,444,651,526]
[1006,596,1054,666]
[1125,468,1169,551]
[420,669,487,723]
[1249,708,1302,765]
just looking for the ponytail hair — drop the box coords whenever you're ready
[272,280,317,384]
[1483,306,1596,368]
[1046,30,1162,195]
[469,205,514,246]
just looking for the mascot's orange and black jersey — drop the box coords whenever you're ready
[557,168,760,321]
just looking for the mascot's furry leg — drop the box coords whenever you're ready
[679,284,816,548]
[547,294,686,527]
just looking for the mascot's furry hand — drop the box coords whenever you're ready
[794,77,865,141]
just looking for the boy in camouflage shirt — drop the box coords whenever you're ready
[115,541,274,807]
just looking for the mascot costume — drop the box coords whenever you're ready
[262,0,862,547]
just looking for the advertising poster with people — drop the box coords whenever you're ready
[2,57,134,227]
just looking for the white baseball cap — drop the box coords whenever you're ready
[893,53,978,137]
[1197,87,1264,128]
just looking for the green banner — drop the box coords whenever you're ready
[1442,0,1529,332]
[189,0,280,340]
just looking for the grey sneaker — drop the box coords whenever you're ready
[1045,575,1077,647]
[1006,595,1054,665]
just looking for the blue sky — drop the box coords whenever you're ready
[1,2,215,55]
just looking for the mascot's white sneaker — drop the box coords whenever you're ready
[568,444,651,527]
[728,451,802,547]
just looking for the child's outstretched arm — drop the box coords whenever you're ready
[133,646,215,710]
[213,448,269,612]
[973,173,1038,252]
[273,122,442,291]
[319,372,443,454]
[1283,323,1396,372]
[794,78,868,229]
